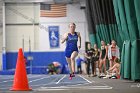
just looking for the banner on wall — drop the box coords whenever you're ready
[49,26,59,48]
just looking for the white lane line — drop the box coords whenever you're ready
[37,89,69,91]
[0,75,43,83]
[56,75,66,84]
[79,75,93,83]
[0,82,54,87]
[0,87,10,89]
[41,86,112,89]
[82,87,113,89]
[0,75,50,84]
[0,76,13,79]
[28,75,42,78]
[78,75,112,89]
[38,88,112,91]
[29,76,51,83]
[35,82,90,88]
[38,86,113,90]
[56,81,88,84]
[0,80,13,84]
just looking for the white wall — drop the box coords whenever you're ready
[0,27,2,50]
[0,28,2,51]
[0,1,3,70]
[6,3,39,24]
[5,3,40,51]
[39,4,88,52]
[5,3,89,52]
[0,27,2,70]
[6,25,34,51]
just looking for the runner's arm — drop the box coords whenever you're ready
[77,32,81,49]
[61,33,68,44]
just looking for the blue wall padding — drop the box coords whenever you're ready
[2,53,7,70]
[6,52,67,71]
[6,52,18,69]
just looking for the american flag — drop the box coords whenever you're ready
[40,4,67,17]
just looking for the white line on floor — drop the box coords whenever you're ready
[0,75,51,86]
[39,86,113,90]
[29,76,51,83]
[28,75,42,78]
[56,75,66,84]
[0,80,13,83]
[41,86,110,89]
[79,75,93,83]
[82,87,113,89]
[56,81,88,84]
[37,88,69,91]
[0,76,13,79]
[31,81,88,87]
[0,87,9,89]
[0,75,45,84]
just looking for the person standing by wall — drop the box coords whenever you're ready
[108,40,120,69]
[76,55,84,74]
[84,43,94,77]
[92,44,100,76]
[99,41,108,76]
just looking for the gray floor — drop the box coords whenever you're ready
[0,74,140,93]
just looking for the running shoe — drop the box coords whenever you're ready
[71,72,75,77]
[69,74,72,80]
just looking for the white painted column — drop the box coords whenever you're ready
[2,2,6,70]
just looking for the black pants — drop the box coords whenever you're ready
[77,65,82,74]
[87,59,94,75]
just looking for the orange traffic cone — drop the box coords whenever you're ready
[10,48,32,91]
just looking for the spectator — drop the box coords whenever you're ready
[92,44,100,76]
[82,55,88,74]
[99,40,108,77]
[76,56,84,74]
[85,42,94,77]
[108,40,120,69]
[107,57,120,75]
[105,57,121,79]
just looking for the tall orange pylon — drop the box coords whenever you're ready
[10,48,32,91]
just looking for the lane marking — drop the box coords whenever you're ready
[37,89,69,91]
[36,82,90,88]
[0,76,13,80]
[0,86,112,90]
[56,75,66,84]
[56,81,88,84]
[0,87,10,89]
[0,80,13,84]
[79,75,93,83]
[34,75,66,89]
[0,75,51,84]
[28,75,42,78]
[29,76,51,83]
[38,86,113,91]
[30,81,88,87]
[41,86,111,89]
[0,75,44,83]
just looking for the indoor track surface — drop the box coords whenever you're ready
[0,74,140,93]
